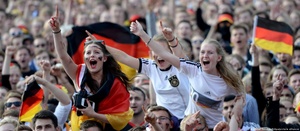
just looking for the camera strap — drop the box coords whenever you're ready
[79,69,115,105]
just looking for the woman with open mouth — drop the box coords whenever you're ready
[49,7,133,131]
[130,20,245,130]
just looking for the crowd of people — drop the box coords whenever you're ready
[0,0,300,131]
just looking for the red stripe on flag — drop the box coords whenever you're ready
[20,89,43,116]
[255,27,293,46]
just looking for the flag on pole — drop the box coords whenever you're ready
[19,80,43,122]
[253,16,294,55]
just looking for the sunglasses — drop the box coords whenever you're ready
[5,101,22,108]
[84,40,105,46]
[10,31,23,37]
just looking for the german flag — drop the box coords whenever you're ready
[66,22,149,79]
[254,16,294,55]
[19,80,43,122]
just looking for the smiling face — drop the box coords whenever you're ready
[83,43,107,74]
[199,42,222,75]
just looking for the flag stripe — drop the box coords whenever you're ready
[257,17,293,35]
[254,38,293,55]
[255,27,293,46]
[20,89,43,116]
[19,104,42,121]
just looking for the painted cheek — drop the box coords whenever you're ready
[98,56,102,61]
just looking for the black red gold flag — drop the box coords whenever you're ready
[19,79,43,122]
[253,16,294,55]
[66,22,149,79]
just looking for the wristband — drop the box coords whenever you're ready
[169,38,178,48]
[168,37,175,42]
[146,37,152,45]
[53,30,61,34]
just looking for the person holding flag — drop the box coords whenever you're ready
[48,6,133,131]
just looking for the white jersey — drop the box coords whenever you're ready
[139,58,190,119]
[180,59,237,129]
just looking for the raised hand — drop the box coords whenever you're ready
[25,75,44,85]
[249,44,258,55]
[273,75,284,100]
[85,30,97,41]
[160,21,174,42]
[39,60,51,72]
[48,5,60,32]
[213,121,229,131]
[185,111,201,131]
[77,99,96,117]
[51,63,63,77]
[130,21,144,36]
[143,106,157,125]
[5,46,16,57]
[230,95,244,126]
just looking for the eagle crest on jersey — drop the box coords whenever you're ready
[168,75,179,87]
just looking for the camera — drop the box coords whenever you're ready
[73,90,95,109]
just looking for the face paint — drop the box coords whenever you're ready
[98,56,103,61]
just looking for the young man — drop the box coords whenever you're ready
[222,95,260,130]
[80,120,103,131]
[146,106,174,131]
[129,87,147,127]
[288,69,300,93]
[32,110,60,131]
[230,24,251,69]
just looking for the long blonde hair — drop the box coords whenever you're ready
[204,39,245,93]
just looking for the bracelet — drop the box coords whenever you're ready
[168,37,175,42]
[146,37,152,45]
[169,38,178,48]
[53,30,61,34]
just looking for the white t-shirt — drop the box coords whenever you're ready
[139,58,190,119]
[54,101,72,130]
[180,59,237,129]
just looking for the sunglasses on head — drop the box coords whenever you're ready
[84,40,105,46]
[192,40,203,44]
[5,101,22,108]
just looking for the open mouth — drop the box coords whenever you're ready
[89,60,97,68]
[236,40,242,44]
[203,61,210,65]
[281,59,287,63]
[21,60,26,64]
[158,59,165,64]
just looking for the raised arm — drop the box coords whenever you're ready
[39,60,51,108]
[130,21,181,69]
[51,64,75,96]
[250,44,266,121]
[160,21,186,59]
[49,6,77,80]
[85,31,140,70]
[2,46,16,90]
[25,75,71,106]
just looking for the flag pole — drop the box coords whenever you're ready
[249,16,258,66]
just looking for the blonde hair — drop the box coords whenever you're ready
[0,118,19,129]
[204,39,245,93]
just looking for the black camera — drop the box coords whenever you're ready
[73,90,95,109]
